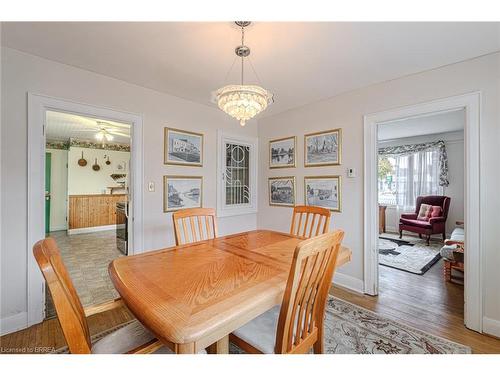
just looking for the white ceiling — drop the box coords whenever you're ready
[3,22,500,117]
[378,109,465,141]
[46,111,130,144]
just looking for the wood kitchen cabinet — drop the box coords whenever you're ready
[69,194,127,229]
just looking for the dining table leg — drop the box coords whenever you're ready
[207,335,229,354]
[175,342,196,354]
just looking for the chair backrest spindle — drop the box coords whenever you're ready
[290,205,331,239]
[172,208,218,245]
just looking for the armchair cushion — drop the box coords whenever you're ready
[399,218,432,229]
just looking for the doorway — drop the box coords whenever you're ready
[375,108,466,330]
[43,110,132,318]
[27,94,144,328]
[363,92,481,332]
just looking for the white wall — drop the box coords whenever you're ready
[0,47,258,328]
[257,53,500,330]
[46,148,68,231]
[67,147,130,195]
[379,130,464,236]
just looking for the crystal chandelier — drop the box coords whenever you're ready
[214,22,273,126]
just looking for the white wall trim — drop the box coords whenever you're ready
[333,272,364,294]
[0,312,28,336]
[483,317,500,339]
[27,93,144,329]
[67,224,123,235]
[363,92,482,332]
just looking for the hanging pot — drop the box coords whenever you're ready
[105,155,111,165]
[78,151,87,167]
[92,158,100,171]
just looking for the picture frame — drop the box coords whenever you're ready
[164,127,203,167]
[304,175,341,212]
[268,176,296,207]
[163,175,203,212]
[304,128,342,167]
[269,136,296,168]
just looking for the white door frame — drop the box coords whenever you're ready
[363,92,482,332]
[27,93,144,327]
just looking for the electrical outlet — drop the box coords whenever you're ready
[148,182,155,192]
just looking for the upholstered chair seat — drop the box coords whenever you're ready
[92,320,205,354]
[232,306,281,354]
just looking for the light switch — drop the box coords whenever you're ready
[347,168,356,178]
[148,182,155,192]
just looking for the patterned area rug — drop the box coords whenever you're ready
[55,297,470,354]
[378,235,442,275]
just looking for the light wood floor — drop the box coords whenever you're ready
[331,258,500,353]
[2,259,499,354]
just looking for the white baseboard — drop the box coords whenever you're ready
[332,272,364,294]
[50,225,67,232]
[483,317,500,338]
[0,312,27,335]
[68,224,122,235]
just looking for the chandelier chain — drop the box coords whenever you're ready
[241,24,245,85]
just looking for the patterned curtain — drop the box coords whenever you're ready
[378,140,449,187]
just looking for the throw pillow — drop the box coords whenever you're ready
[417,203,432,221]
[430,205,442,218]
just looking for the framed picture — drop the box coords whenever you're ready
[304,128,342,167]
[304,176,341,212]
[164,127,203,166]
[269,176,296,207]
[269,136,296,168]
[163,176,203,212]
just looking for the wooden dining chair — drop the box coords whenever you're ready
[290,205,331,239]
[172,208,218,245]
[33,237,174,354]
[230,230,345,354]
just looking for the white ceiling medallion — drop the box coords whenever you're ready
[214,21,273,126]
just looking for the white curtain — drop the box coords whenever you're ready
[393,148,443,210]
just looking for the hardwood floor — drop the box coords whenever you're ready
[0,307,134,354]
[331,258,500,353]
[2,258,499,354]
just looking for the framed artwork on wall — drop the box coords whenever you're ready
[269,136,296,168]
[268,176,296,207]
[164,127,203,166]
[304,128,342,167]
[304,175,341,212]
[163,175,203,212]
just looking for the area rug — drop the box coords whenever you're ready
[55,297,470,354]
[378,235,442,275]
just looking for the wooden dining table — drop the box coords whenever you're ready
[109,229,351,354]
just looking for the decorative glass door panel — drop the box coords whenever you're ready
[217,131,258,217]
[225,143,250,206]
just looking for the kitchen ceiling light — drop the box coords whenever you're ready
[214,22,273,126]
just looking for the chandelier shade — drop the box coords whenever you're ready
[215,84,273,126]
[214,22,273,126]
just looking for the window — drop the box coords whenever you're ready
[378,148,443,209]
[217,131,258,217]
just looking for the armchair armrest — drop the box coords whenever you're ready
[429,216,445,224]
[84,298,125,317]
[400,213,417,220]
